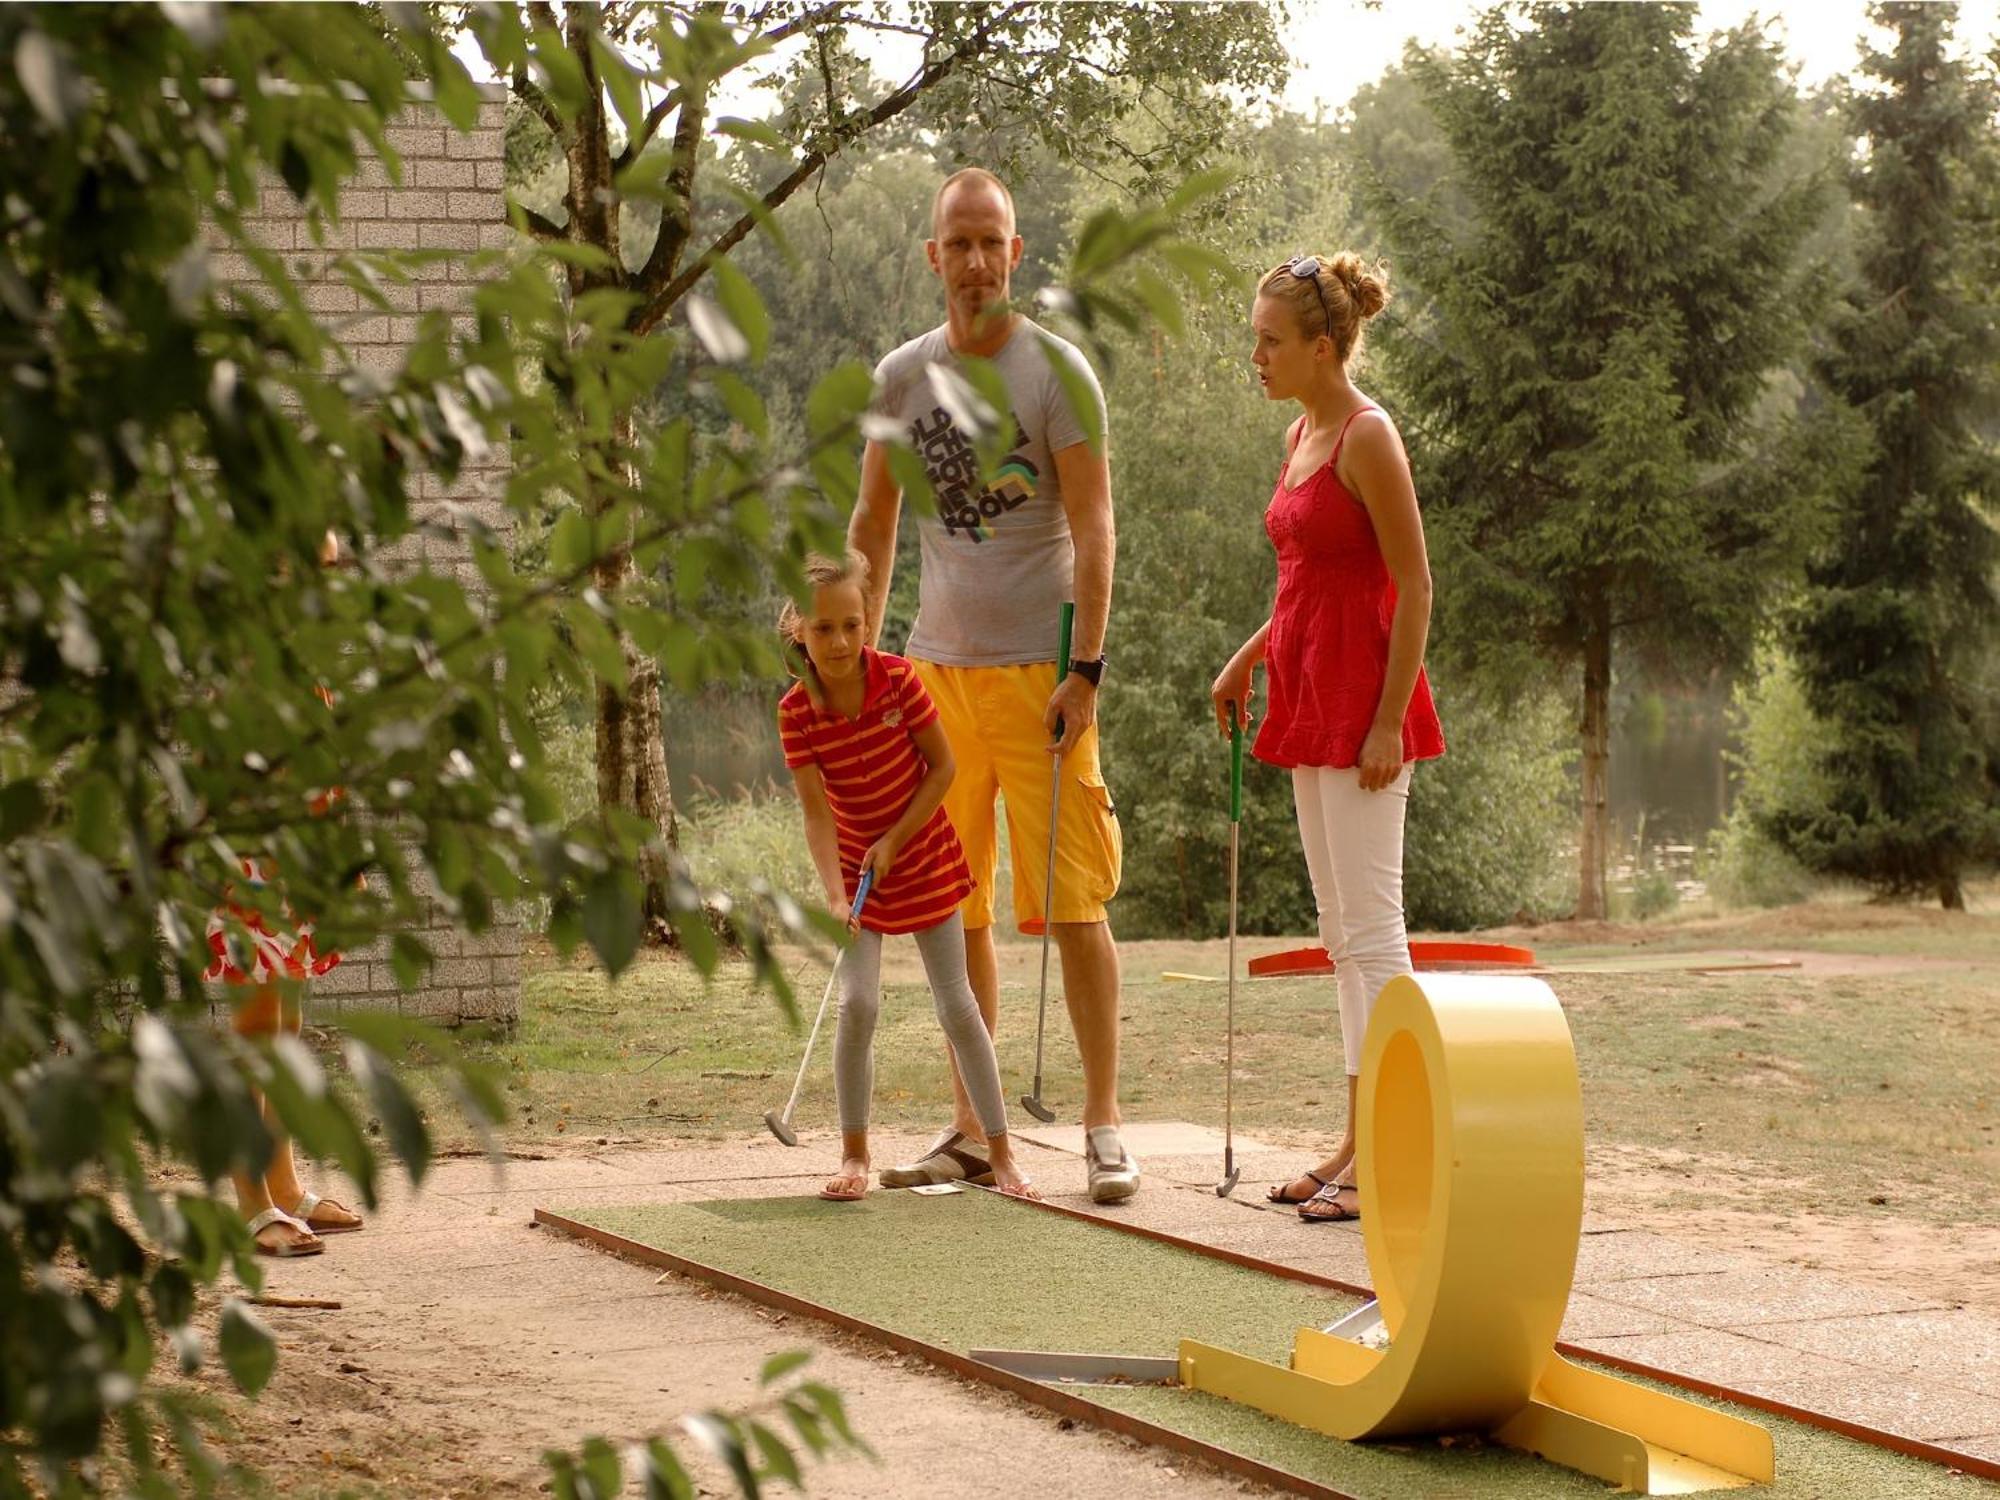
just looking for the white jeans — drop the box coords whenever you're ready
[1291,764,1414,1075]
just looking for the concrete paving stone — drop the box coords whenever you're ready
[1747,1307,2000,1399]
[1748,1370,2000,1442]
[1570,1229,1752,1284]
[1011,1121,1285,1158]
[1580,1327,1861,1390]
[1588,1265,1947,1327]
[1558,1290,1681,1341]
[427,1156,652,1195]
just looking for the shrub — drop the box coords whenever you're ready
[1705,647,1827,909]
[1402,681,1576,930]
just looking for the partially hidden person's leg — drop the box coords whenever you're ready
[260,991,363,1234]
[825,928,884,1199]
[997,663,1135,1201]
[1300,764,1414,1223]
[228,984,321,1256]
[913,660,1002,1148]
[914,914,1038,1199]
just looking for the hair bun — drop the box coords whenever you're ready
[1328,252,1389,319]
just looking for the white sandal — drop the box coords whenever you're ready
[288,1190,363,1235]
[246,1206,324,1258]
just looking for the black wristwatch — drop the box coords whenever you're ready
[1068,655,1106,686]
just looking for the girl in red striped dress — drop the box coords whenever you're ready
[779,552,1037,1201]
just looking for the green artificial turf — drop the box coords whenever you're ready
[563,1191,1995,1499]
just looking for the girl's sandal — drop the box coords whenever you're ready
[247,1207,325,1258]
[1298,1180,1361,1223]
[1267,1169,1330,1205]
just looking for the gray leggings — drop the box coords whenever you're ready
[833,912,1008,1138]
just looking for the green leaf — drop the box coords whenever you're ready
[390,931,432,990]
[746,1421,801,1488]
[528,29,591,119]
[581,867,642,979]
[806,360,875,440]
[549,506,593,575]
[218,1299,276,1397]
[643,1438,695,1500]
[588,34,646,143]
[565,599,629,692]
[709,260,771,365]
[579,1435,622,1499]
[715,116,786,150]
[0,778,47,838]
[1165,165,1237,215]
[151,1262,195,1331]
[343,1040,433,1185]
[1160,240,1237,289]
[681,1413,759,1499]
[1038,334,1106,454]
[759,1349,811,1386]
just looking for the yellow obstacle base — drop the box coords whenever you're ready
[1179,973,1774,1494]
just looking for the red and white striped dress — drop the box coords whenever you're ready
[205,693,346,986]
[779,648,975,936]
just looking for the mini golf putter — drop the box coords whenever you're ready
[1178,972,1774,1494]
[762,871,875,1147]
[1214,702,1244,1199]
[1018,601,1074,1126]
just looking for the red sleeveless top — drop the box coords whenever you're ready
[1253,406,1446,771]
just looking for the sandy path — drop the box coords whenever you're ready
[188,1144,1262,1499]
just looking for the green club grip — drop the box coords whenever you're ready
[1229,706,1244,822]
[1054,601,1075,739]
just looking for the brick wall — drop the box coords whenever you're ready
[217,86,522,1026]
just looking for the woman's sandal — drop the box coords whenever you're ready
[288,1190,364,1235]
[1298,1179,1361,1223]
[1266,1169,1330,1206]
[247,1207,325,1258]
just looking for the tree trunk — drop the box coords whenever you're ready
[1939,875,1966,911]
[1576,596,1612,921]
[591,410,680,939]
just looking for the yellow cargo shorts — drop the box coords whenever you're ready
[912,658,1123,933]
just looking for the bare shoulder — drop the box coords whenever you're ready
[1346,404,1404,456]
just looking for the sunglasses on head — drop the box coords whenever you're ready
[1285,253,1332,340]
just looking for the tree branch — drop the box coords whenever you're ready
[613,86,684,173]
[613,2,849,174]
[511,67,571,148]
[631,2,1032,334]
[511,201,566,241]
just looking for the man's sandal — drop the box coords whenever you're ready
[1298,1179,1361,1223]
[819,1170,869,1202]
[878,1129,995,1188]
[1267,1169,1330,1205]
[247,1207,325,1258]
[288,1190,363,1235]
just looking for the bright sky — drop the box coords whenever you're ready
[1280,0,2000,115]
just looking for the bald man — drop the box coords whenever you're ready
[847,167,1137,1203]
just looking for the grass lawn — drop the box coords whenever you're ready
[388,891,2000,1230]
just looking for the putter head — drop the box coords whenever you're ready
[1214,1168,1241,1198]
[762,1109,799,1147]
[1018,1093,1057,1124]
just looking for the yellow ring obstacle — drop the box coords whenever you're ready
[1179,973,1774,1494]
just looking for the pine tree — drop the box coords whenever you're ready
[1371,4,1854,918]
[1775,3,2000,909]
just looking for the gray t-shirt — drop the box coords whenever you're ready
[873,318,1108,667]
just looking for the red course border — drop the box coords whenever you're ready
[1247,941,1537,978]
